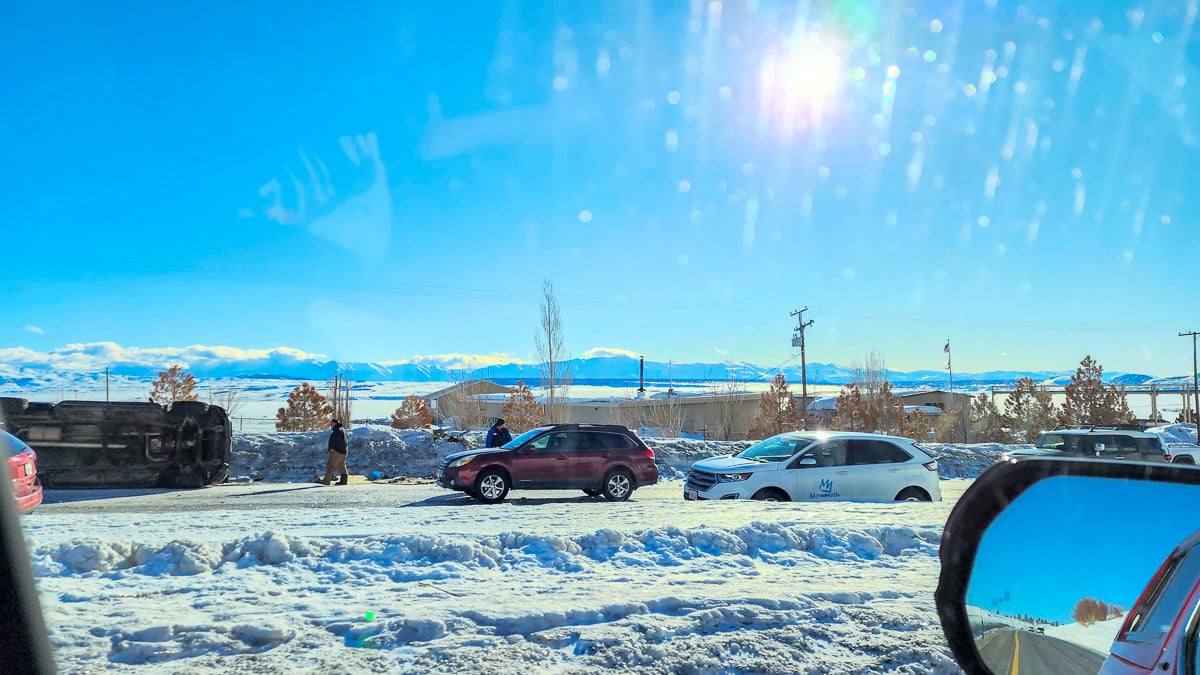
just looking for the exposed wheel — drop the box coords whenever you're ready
[0,397,29,415]
[583,489,601,498]
[1173,456,1196,465]
[474,469,510,504]
[895,487,931,502]
[601,469,634,502]
[751,487,789,502]
[168,401,211,416]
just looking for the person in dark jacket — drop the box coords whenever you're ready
[485,418,512,448]
[321,419,349,485]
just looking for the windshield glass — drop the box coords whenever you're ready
[8,1,1200,673]
[1034,434,1066,450]
[736,435,811,463]
[502,427,550,450]
[1,431,31,458]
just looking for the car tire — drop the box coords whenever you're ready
[751,487,789,502]
[895,487,931,501]
[601,469,634,502]
[583,489,601,498]
[168,401,211,417]
[474,469,510,504]
[1173,456,1196,465]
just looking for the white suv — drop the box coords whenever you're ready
[684,431,942,502]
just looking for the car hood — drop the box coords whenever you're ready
[444,448,509,463]
[691,455,773,472]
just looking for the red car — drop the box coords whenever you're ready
[1099,528,1200,674]
[437,423,659,503]
[3,430,43,513]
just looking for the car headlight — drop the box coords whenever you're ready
[717,472,752,482]
[448,456,476,468]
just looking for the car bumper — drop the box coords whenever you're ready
[13,482,42,513]
[684,485,743,500]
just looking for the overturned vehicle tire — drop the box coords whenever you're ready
[0,397,232,489]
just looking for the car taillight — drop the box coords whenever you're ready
[923,461,938,472]
[642,447,655,459]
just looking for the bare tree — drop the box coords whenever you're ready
[206,379,243,418]
[149,365,200,405]
[437,368,490,431]
[328,372,353,428]
[536,279,572,423]
[644,394,685,438]
[706,376,745,441]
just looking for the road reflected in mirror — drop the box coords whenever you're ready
[967,476,1200,675]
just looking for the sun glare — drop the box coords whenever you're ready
[760,35,845,137]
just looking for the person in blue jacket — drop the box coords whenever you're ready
[485,418,512,448]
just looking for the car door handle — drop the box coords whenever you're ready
[889,468,901,472]
[556,455,568,460]
[836,471,849,475]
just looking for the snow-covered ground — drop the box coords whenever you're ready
[15,430,1015,673]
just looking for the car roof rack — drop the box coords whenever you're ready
[1050,424,1147,432]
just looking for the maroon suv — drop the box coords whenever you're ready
[436,424,659,503]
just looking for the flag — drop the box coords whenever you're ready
[943,341,950,354]
[945,360,950,370]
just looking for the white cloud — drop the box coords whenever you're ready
[582,347,638,359]
[23,325,44,335]
[0,343,328,372]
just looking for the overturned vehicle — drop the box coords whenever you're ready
[0,397,231,489]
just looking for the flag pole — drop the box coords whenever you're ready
[946,339,954,399]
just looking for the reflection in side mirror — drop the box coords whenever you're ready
[968,477,1200,674]
[937,459,1200,675]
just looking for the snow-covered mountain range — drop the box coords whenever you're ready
[0,343,1186,389]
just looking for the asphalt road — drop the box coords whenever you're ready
[977,627,1105,675]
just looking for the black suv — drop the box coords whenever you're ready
[436,423,659,504]
[1014,428,1170,463]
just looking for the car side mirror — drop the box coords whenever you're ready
[0,460,56,673]
[936,457,1200,675]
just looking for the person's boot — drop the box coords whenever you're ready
[337,475,348,486]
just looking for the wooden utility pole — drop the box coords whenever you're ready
[791,308,814,429]
[1181,331,1200,424]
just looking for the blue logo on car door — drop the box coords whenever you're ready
[811,478,840,499]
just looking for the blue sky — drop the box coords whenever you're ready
[3,1,1199,376]
[968,476,1200,625]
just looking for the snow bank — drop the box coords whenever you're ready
[33,523,940,577]
[230,426,1003,482]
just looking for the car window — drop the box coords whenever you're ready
[848,440,911,465]
[595,432,635,450]
[737,435,806,462]
[796,440,848,468]
[1,431,31,458]
[1035,434,1065,450]
[1124,543,1200,643]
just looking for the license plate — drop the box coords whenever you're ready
[685,489,698,500]
[23,464,32,477]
